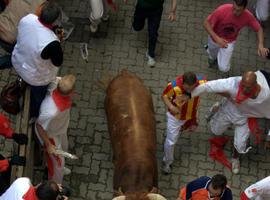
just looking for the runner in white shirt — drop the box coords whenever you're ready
[191,70,270,174]
[35,74,76,184]
[241,176,270,200]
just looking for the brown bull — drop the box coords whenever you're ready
[105,70,166,200]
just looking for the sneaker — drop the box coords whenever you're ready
[101,14,110,22]
[63,167,71,175]
[90,23,98,33]
[146,53,156,67]
[208,58,218,68]
[231,158,240,174]
[205,102,220,122]
[162,164,172,174]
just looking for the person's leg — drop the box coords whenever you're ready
[256,0,270,21]
[0,39,14,54]
[147,7,163,60]
[30,85,48,118]
[217,42,235,72]
[132,4,147,32]
[163,112,185,174]
[47,151,65,184]
[232,122,251,174]
[207,36,220,61]
[209,106,231,136]
[101,0,109,21]
[88,0,104,32]
[0,55,12,69]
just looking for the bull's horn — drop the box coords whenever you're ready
[112,196,126,200]
[147,193,167,200]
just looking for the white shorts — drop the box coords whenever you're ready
[210,99,250,154]
[207,36,235,72]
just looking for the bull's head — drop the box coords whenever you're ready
[112,193,167,200]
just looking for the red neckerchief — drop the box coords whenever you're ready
[247,118,264,144]
[0,159,9,172]
[52,89,72,112]
[235,81,258,104]
[209,136,232,170]
[23,186,38,200]
[38,18,54,30]
[0,113,14,138]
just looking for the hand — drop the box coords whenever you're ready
[168,11,176,21]
[12,133,28,145]
[46,143,56,155]
[56,27,65,41]
[216,36,228,48]
[264,141,270,149]
[169,105,180,115]
[123,0,127,3]
[9,155,26,166]
[174,94,189,107]
[257,46,269,57]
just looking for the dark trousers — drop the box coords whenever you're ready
[30,85,48,118]
[0,53,47,118]
[0,154,10,195]
[132,4,163,58]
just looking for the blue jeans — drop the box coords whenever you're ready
[30,85,49,118]
[132,4,163,58]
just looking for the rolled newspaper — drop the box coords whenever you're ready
[55,149,78,160]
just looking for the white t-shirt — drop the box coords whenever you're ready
[35,78,70,150]
[12,14,59,86]
[244,176,270,200]
[192,70,270,119]
[0,177,31,200]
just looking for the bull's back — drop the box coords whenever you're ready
[105,70,157,193]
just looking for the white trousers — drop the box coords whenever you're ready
[89,0,108,25]
[210,99,250,154]
[207,36,235,72]
[256,0,270,21]
[163,112,186,166]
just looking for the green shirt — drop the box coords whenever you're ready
[137,0,164,9]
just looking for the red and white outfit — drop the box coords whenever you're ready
[35,77,71,184]
[206,4,260,72]
[241,176,270,200]
[162,75,206,166]
[12,14,59,86]
[0,177,37,200]
[192,70,270,153]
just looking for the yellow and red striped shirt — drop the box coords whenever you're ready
[162,75,207,120]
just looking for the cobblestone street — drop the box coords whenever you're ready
[1,0,270,199]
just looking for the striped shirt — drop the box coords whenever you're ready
[162,75,206,120]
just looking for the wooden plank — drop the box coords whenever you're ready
[10,86,31,181]
[10,107,22,182]
[17,86,31,177]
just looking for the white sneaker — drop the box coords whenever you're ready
[162,164,172,174]
[90,23,98,33]
[146,53,156,67]
[205,102,220,122]
[231,158,240,174]
[102,14,110,22]
[63,167,71,175]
